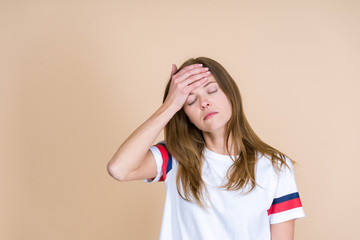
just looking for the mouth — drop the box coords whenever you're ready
[204,112,218,120]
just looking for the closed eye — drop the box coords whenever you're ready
[208,89,218,94]
[187,86,217,105]
[188,98,197,105]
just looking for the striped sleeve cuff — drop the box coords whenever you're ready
[144,143,172,183]
[144,145,164,183]
[268,192,305,224]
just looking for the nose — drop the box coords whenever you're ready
[200,99,210,109]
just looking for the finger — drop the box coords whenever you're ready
[182,70,211,86]
[179,67,209,79]
[170,64,178,77]
[184,76,208,93]
[173,63,203,79]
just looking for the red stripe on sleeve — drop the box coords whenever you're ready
[156,144,169,181]
[268,198,302,215]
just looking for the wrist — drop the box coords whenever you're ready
[159,101,181,117]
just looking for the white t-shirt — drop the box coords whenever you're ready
[145,142,305,240]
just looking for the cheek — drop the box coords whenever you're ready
[183,108,195,121]
[184,108,201,126]
[226,103,233,119]
[220,96,232,119]
[226,108,232,120]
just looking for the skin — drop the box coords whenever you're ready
[271,220,295,240]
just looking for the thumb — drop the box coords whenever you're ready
[170,64,178,77]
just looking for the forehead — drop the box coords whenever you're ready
[206,74,217,83]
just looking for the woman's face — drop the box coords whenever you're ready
[183,74,232,135]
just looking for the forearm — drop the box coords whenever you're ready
[270,220,295,240]
[107,102,177,178]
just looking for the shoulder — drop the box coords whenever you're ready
[255,151,294,175]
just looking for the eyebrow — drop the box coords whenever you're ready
[189,81,217,95]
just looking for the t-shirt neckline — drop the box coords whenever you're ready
[204,147,239,160]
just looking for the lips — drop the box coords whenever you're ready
[204,112,218,120]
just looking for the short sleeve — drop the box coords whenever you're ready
[268,158,306,224]
[144,141,173,183]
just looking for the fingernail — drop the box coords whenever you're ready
[198,64,203,67]
[204,67,209,71]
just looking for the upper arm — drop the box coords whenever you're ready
[270,219,295,240]
[119,150,158,181]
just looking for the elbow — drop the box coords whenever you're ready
[107,162,127,181]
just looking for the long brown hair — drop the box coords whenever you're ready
[163,57,293,208]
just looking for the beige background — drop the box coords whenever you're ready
[1,0,359,239]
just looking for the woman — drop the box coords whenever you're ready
[107,57,305,239]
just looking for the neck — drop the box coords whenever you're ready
[203,130,235,155]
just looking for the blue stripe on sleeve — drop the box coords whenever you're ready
[272,192,300,205]
[166,155,172,174]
